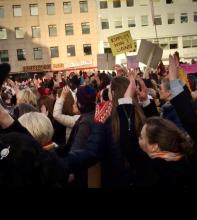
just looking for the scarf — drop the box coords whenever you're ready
[94,101,112,124]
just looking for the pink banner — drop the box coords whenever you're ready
[180,64,197,74]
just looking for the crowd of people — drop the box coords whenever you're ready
[0,51,197,189]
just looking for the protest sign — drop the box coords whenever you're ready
[108,31,135,56]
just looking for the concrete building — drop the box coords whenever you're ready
[97,0,197,65]
[0,0,99,73]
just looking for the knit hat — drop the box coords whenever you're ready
[76,85,96,107]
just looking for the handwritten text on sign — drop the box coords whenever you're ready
[108,31,135,56]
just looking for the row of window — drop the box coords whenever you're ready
[104,35,197,53]
[0,44,92,62]
[101,12,197,29]
[99,0,197,9]
[0,23,91,40]
[0,1,88,17]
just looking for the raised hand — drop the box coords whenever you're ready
[60,86,70,99]
[124,73,136,98]
[136,78,148,102]
[169,54,179,81]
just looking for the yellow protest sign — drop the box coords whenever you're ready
[108,31,135,56]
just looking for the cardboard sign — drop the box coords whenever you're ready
[127,55,139,69]
[108,31,135,56]
[137,39,163,69]
[97,54,115,70]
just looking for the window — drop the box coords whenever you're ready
[169,37,178,49]
[104,48,112,54]
[166,0,173,3]
[0,50,9,62]
[67,45,76,56]
[30,4,38,16]
[48,25,57,37]
[114,17,122,28]
[194,12,197,22]
[63,2,72,14]
[126,0,134,7]
[128,17,136,27]
[81,22,90,34]
[83,44,92,55]
[113,0,121,8]
[17,49,26,61]
[13,5,22,16]
[46,3,55,15]
[154,15,162,25]
[140,0,148,6]
[158,37,178,50]
[15,27,24,39]
[50,47,59,58]
[183,36,197,48]
[181,13,188,23]
[33,48,42,60]
[80,1,88,13]
[65,24,74,35]
[168,13,175,24]
[0,6,4,18]
[141,15,148,26]
[100,1,108,9]
[0,28,7,39]
[101,18,109,29]
[32,26,40,38]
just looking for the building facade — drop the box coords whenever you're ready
[97,0,197,65]
[0,0,99,73]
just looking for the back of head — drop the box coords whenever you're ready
[18,112,54,146]
[145,117,193,154]
[76,85,96,113]
[17,88,37,107]
[38,96,55,119]
[98,73,110,90]
[0,132,42,188]
[14,103,38,119]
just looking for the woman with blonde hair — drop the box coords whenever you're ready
[17,88,37,107]
[18,112,56,151]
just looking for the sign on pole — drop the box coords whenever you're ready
[108,31,135,56]
[137,39,163,69]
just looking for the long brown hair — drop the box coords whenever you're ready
[111,77,145,143]
[145,117,193,154]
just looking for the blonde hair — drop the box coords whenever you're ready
[17,88,37,107]
[18,112,54,146]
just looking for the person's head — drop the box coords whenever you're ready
[17,88,37,107]
[38,96,55,119]
[96,73,110,91]
[0,132,42,188]
[57,88,77,115]
[76,85,96,114]
[159,78,171,101]
[139,117,193,157]
[14,103,38,119]
[109,76,145,143]
[18,112,54,147]
[69,75,80,91]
